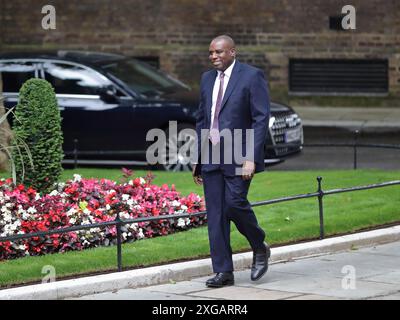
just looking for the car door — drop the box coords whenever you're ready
[39,60,136,159]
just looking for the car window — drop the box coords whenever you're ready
[43,62,112,95]
[101,58,189,96]
[0,61,37,93]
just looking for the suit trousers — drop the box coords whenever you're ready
[202,169,266,273]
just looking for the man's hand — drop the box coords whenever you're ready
[242,161,255,180]
[192,164,203,185]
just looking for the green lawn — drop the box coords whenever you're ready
[0,168,399,287]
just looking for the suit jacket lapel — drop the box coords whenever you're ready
[220,61,242,113]
[205,70,217,123]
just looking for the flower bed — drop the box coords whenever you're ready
[0,173,206,260]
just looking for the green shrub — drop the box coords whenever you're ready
[12,78,63,191]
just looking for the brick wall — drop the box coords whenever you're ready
[1,0,399,96]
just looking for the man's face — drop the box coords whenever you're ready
[209,40,236,71]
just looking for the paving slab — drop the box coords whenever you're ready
[285,294,339,300]
[188,286,300,300]
[140,280,212,295]
[361,270,400,285]
[254,274,399,299]
[69,289,212,300]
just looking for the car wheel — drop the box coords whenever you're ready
[158,123,197,172]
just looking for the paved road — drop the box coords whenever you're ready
[72,240,400,300]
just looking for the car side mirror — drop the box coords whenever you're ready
[98,85,118,103]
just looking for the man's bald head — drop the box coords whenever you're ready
[211,35,236,49]
[209,35,236,71]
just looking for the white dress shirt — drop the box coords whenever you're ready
[210,60,236,127]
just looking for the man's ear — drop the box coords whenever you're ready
[230,48,236,57]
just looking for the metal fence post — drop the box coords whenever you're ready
[317,176,325,239]
[115,212,123,272]
[73,139,78,169]
[353,130,359,170]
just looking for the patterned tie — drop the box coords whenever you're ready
[209,72,225,145]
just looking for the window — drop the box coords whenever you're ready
[101,58,189,97]
[43,62,112,95]
[0,61,37,93]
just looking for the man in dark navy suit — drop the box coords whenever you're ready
[193,35,271,287]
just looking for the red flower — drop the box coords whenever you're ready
[133,178,141,187]
[0,173,205,261]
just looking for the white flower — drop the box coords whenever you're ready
[73,174,82,182]
[138,228,144,239]
[83,208,91,215]
[3,213,12,223]
[128,180,134,186]
[6,221,19,232]
[130,223,138,231]
[120,212,130,220]
[127,199,135,207]
[171,200,181,207]
[27,207,37,214]
[35,193,40,201]
[69,218,76,224]
[49,190,59,196]
[181,205,188,211]
[66,208,77,216]
[22,212,30,220]
[58,192,67,198]
[177,218,186,228]
[140,177,146,185]
[57,182,65,189]
[106,204,111,210]
[1,206,9,214]
[122,194,130,201]
[133,205,141,211]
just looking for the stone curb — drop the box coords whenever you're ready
[1,225,399,300]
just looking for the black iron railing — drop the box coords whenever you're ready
[267,129,400,170]
[1,177,399,272]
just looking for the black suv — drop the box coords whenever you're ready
[0,51,303,171]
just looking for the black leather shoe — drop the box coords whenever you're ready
[206,272,234,288]
[251,242,271,281]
